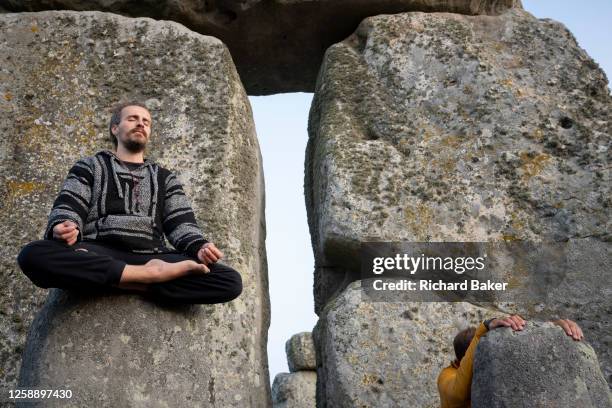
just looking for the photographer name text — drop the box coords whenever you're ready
[372,279,508,291]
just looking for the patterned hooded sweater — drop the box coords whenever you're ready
[44,150,208,257]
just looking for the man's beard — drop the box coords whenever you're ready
[123,131,147,153]
[123,139,146,153]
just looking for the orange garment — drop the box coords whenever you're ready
[437,322,488,408]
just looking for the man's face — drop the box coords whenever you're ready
[112,105,152,153]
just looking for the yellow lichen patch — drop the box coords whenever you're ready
[73,109,102,148]
[404,203,434,240]
[18,123,52,150]
[509,211,527,233]
[502,234,519,242]
[505,274,523,289]
[6,180,46,197]
[4,180,47,209]
[348,354,359,365]
[441,158,456,173]
[440,135,460,149]
[500,78,513,88]
[532,129,543,142]
[4,92,12,101]
[518,152,551,181]
[421,129,433,145]
[78,125,98,145]
[362,373,380,385]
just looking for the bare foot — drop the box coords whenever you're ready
[144,259,209,283]
[120,259,209,284]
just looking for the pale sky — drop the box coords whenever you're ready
[249,0,612,385]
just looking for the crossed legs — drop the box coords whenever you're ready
[17,240,242,304]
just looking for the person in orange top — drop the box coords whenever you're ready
[437,316,584,408]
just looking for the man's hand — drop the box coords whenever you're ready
[489,315,526,331]
[52,220,79,245]
[553,319,584,341]
[197,242,224,265]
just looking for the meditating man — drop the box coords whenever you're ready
[18,101,242,304]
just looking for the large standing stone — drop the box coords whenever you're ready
[286,332,317,372]
[0,0,521,94]
[272,371,317,408]
[0,11,269,406]
[313,281,491,407]
[473,322,612,407]
[305,8,611,381]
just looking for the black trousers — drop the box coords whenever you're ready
[17,240,242,304]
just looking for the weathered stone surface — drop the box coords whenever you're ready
[286,332,317,372]
[473,322,612,407]
[313,281,491,407]
[272,371,317,408]
[305,9,611,381]
[495,238,611,386]
[0,11,269,405]
[19,291,270,407]
[1,0,521,94]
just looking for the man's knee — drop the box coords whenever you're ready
[18,240,48,272]
[207,263,243,303]
[223,269,243,302]
[146,263,243,305]
[17,240,56,288]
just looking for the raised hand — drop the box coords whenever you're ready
[52,220,79,246]
[553,319,584,341]
[197,242,224,265]
[489,315,526,331]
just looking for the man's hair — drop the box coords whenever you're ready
[453,326,476,363]
[108,101,150,147]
